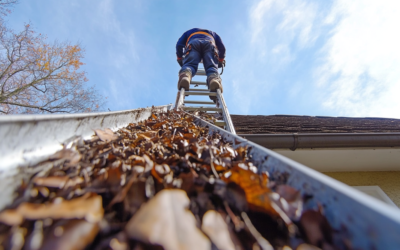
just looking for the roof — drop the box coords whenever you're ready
[231,115,400,134]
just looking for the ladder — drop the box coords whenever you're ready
[174,67,236,134]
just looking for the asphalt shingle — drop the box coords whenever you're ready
[231,115,400,134]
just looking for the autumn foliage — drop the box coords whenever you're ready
[0,22,104,114]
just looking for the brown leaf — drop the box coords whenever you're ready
[94,128,119,142]
[33,176,69,189]
[40,220,99,250]
[33,176,84,189]
[108,174,138,208]
[127,155,145,165]
[0,209,23,225]
[151,163,171,183]
[275,185,303,221]
[201,210,238,250]
[299,207,333,247]
[177,168,199,194]
[222,165,278,216]
[276,185,300,202]
[0,193,103,226]
[135,131,158,142]
[50,148,81,164]
[123,179,147,216]
[296,243,322,250]
[125,189,211,250]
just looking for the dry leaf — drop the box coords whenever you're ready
[222,165,278,217]
[94,128,118,142]
[125,189,211,250]
[0,209,23,225]
[296,243,322,250]
[40,220,99,250]
[0,110,340,249]
[50,148,81,164]
[275,185,303,221]
[33,176,69,188]
[33,176,84,189]
[0,193,103,226]
[201,210,237,250]
[299,208,333,247]
[108,174,138,208]
[134,131,158,144]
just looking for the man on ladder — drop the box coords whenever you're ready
[176,28,226,98]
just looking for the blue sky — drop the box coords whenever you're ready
[6,0,400,118]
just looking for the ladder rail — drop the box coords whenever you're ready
[174,88,185,111]
[216,89,236,134]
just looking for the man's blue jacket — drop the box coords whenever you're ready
[176,28,226,62]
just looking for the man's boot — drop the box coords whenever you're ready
[207,73,223,102]
[177,69,192,91]
[207,73,223,92]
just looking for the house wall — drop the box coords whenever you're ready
[323,171,400,207]
[273,148,400,172]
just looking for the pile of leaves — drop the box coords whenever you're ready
[0,111,339,250]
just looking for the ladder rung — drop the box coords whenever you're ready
[189,88,209,92]
[196,69,206,76]
[190,81,207,85]
[183,107,222,112]
[184,100,215,105]
[185,91,216,96]
[215,121,226,126]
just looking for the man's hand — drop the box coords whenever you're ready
[177,58,183,67]
[218,59,226,68]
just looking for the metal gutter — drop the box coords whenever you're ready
[194,117,400,249]
[0,105,172,171]
[1,108,400,248]
[239,132,400,150]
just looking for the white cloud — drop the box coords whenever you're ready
[227,0,321,114]
[250,0,274,46]
[271,44,294,65]
[316,0,400,117]
[97,0,140,67]
[244,0,400,118]
[250,0,320,56]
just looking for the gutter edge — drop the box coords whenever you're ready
[238,132,400,149]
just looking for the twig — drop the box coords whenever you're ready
[171,128,177,141]
[223,202,243,231]
[269,201,297,236]
[241,212,274,250]
[209,147,219,179]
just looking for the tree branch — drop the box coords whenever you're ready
[2,101,70,113]
[0,63,64,102]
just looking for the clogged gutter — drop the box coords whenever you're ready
[0,111,339,250]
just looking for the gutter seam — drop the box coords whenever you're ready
[290,133,298,151]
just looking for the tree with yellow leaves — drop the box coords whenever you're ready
[0,2,104,114]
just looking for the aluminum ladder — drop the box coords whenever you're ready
[174,67,236,134]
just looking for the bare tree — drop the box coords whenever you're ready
[0,23,105,114]
[0,0,18,17]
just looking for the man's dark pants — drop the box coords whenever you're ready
[179,39,219,77]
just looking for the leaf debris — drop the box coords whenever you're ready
[0,110,341,250]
